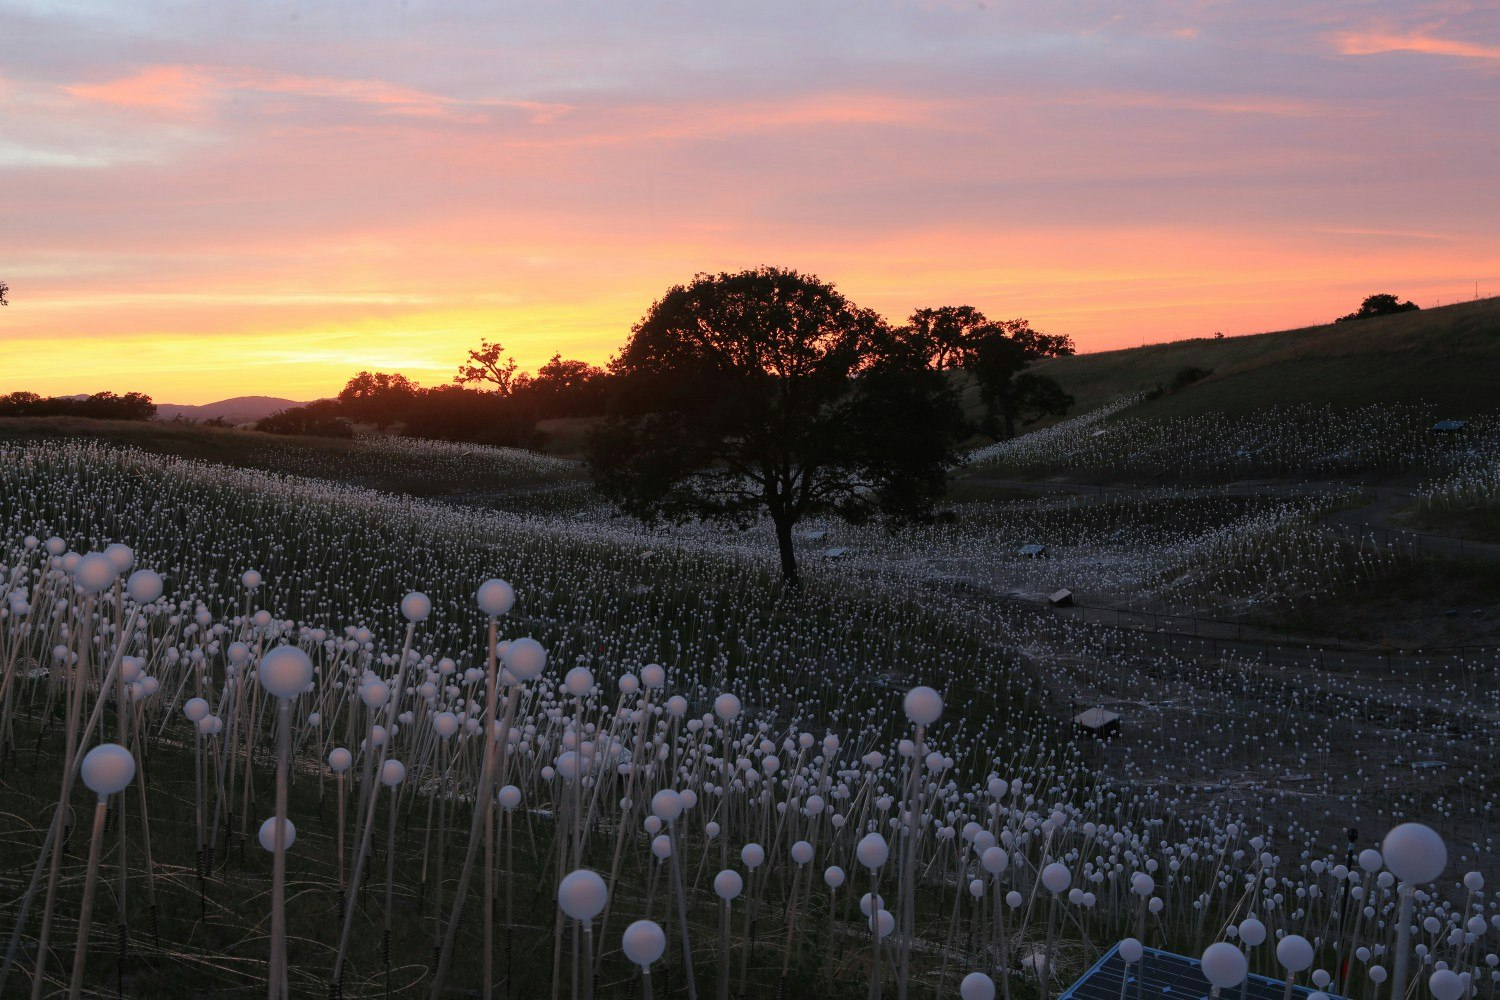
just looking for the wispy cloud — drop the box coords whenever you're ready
[66,65,575,124]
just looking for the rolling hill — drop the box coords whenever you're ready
[1022,296,1500,422]
[154,395,307,425]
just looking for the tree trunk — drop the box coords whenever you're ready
[772,515,801,588]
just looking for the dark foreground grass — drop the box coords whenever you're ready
[0,709,907,999]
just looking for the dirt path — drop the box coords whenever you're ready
[1322,486,1500,561]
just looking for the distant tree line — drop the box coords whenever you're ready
[0,391,157,421]
[257,351,609,446]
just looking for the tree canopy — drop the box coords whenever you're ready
[896,305,1075,440]
[586,267,966,585]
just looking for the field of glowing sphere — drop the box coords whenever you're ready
[1,400,1499,1000]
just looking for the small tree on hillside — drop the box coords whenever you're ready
[586,267,966,586]
[1336,293,1419,323]
[0,280,9,305]
[455,338,520,394]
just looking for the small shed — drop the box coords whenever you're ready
[1433,419,1467,432]
[822,547,848,560]
[1074,707,1121,739]
[1018,543,1047,559]
[1047,588,1074,607]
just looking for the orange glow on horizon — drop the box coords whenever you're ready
[4,4,1496,405]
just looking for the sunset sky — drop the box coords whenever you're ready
[2,1,1497,404]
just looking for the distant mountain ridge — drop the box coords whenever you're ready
[154,396,309,425]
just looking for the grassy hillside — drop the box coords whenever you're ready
[1033,296,1500,420]
[0,417,584,496]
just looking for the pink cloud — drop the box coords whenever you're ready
[1337,31,1500,60]
[65,65,218,112]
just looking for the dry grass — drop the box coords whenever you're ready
[1029,296,1500,420]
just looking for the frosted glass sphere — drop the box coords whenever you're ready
[1278,935,1314,972]
[651,789,683,822]
[126,569,163,603]
[104,543,134,572]
[476,579,515,616]
[981,846,1008,875]
[742,843,765,869]
[400,591,431,622]
[857,833,889,870]
[498,785,522,810]
[1239,918,1267,947]
[714,693,741,721]
[1202,943,1249,988]
[640,663,666,689]
[328,748,352,773]
[380,759,406,786]
[184,697,210,722]
[80,743,136,795]
[824,866,846,889]
[961,972,996,1000]
[903,686,943,725]
[1430,970,1464,1000]
[258,646,313,699]
[502,638,547,681]
[564,667,594,697]
[714,870,744,900]
[76,553,118,594]
[621,920,665,967]
[558,869,608,920]
[791,840,814,865]
[1042,862,1071,894]
[1383,824,1447,884]
[1121,938,1144,964]
[241,570,262,590]
[258,816,296,852]
[433,712,459,739]
[360,679,390,709]
[651,835,672,859]
[869,908,895,940]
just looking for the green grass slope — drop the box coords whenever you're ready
[1034,296,1500,420]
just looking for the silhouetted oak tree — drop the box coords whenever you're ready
[587,267,966,586]
[967,332,1074,439]
[900,306,1075,440]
